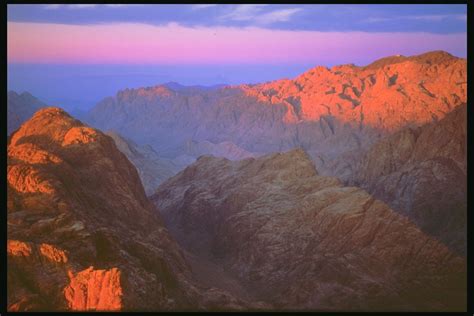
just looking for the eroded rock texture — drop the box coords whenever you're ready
[7,107,249,311]
[152,149,466,311]
[64,267,123,311]
[344,104,467,254]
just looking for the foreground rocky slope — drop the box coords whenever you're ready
[152,149,466,311]
[7,108,248,311]
[345,104,467,254]
[7,91,47,135]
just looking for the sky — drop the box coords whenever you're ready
[7,4,467,111]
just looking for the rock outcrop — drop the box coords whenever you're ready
[7,91,47,135]
[64,267,123,311]
[7,107,249,311]
[152,149,466,311]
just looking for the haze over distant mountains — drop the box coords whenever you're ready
[7,63,311,112]
[87,51,465,162]
[105,131,193,196]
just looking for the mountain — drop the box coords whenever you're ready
[152,149,466,311]
[344,103,467,254]
[105,131,192,195]
[87,50,466,255]
[87,51,466,167]
[7,108,250,311]
[7,91,47,135]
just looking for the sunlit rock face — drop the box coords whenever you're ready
[64,267,123,311]
[7,107,250,311]
[88,51,466,166]
[153,148,466,311]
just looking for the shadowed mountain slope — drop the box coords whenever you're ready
[152,149,466,311]
[344,104,467,254]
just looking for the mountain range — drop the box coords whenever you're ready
[86,50,467,253]
[7,50,467,311]
[87,50,466,164]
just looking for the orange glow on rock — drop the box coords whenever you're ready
[62,127,100,146]
[39,243,68,263]
[7,240,32,257]
[64,266,123,311]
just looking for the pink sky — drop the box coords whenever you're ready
[8,22,467,64]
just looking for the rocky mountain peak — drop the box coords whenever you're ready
[10,107,95,146]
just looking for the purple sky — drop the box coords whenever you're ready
[7,4,467,111]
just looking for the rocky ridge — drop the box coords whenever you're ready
[152,148,466,311]
[7,107,251,311]
[345,104,467,254]
[87,51,466,168]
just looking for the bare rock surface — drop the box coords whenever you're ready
[8,50,467,311]
[152,148,466,311]
[87,51,466,168]
[343,104,467,254]
[7,107,251,311]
